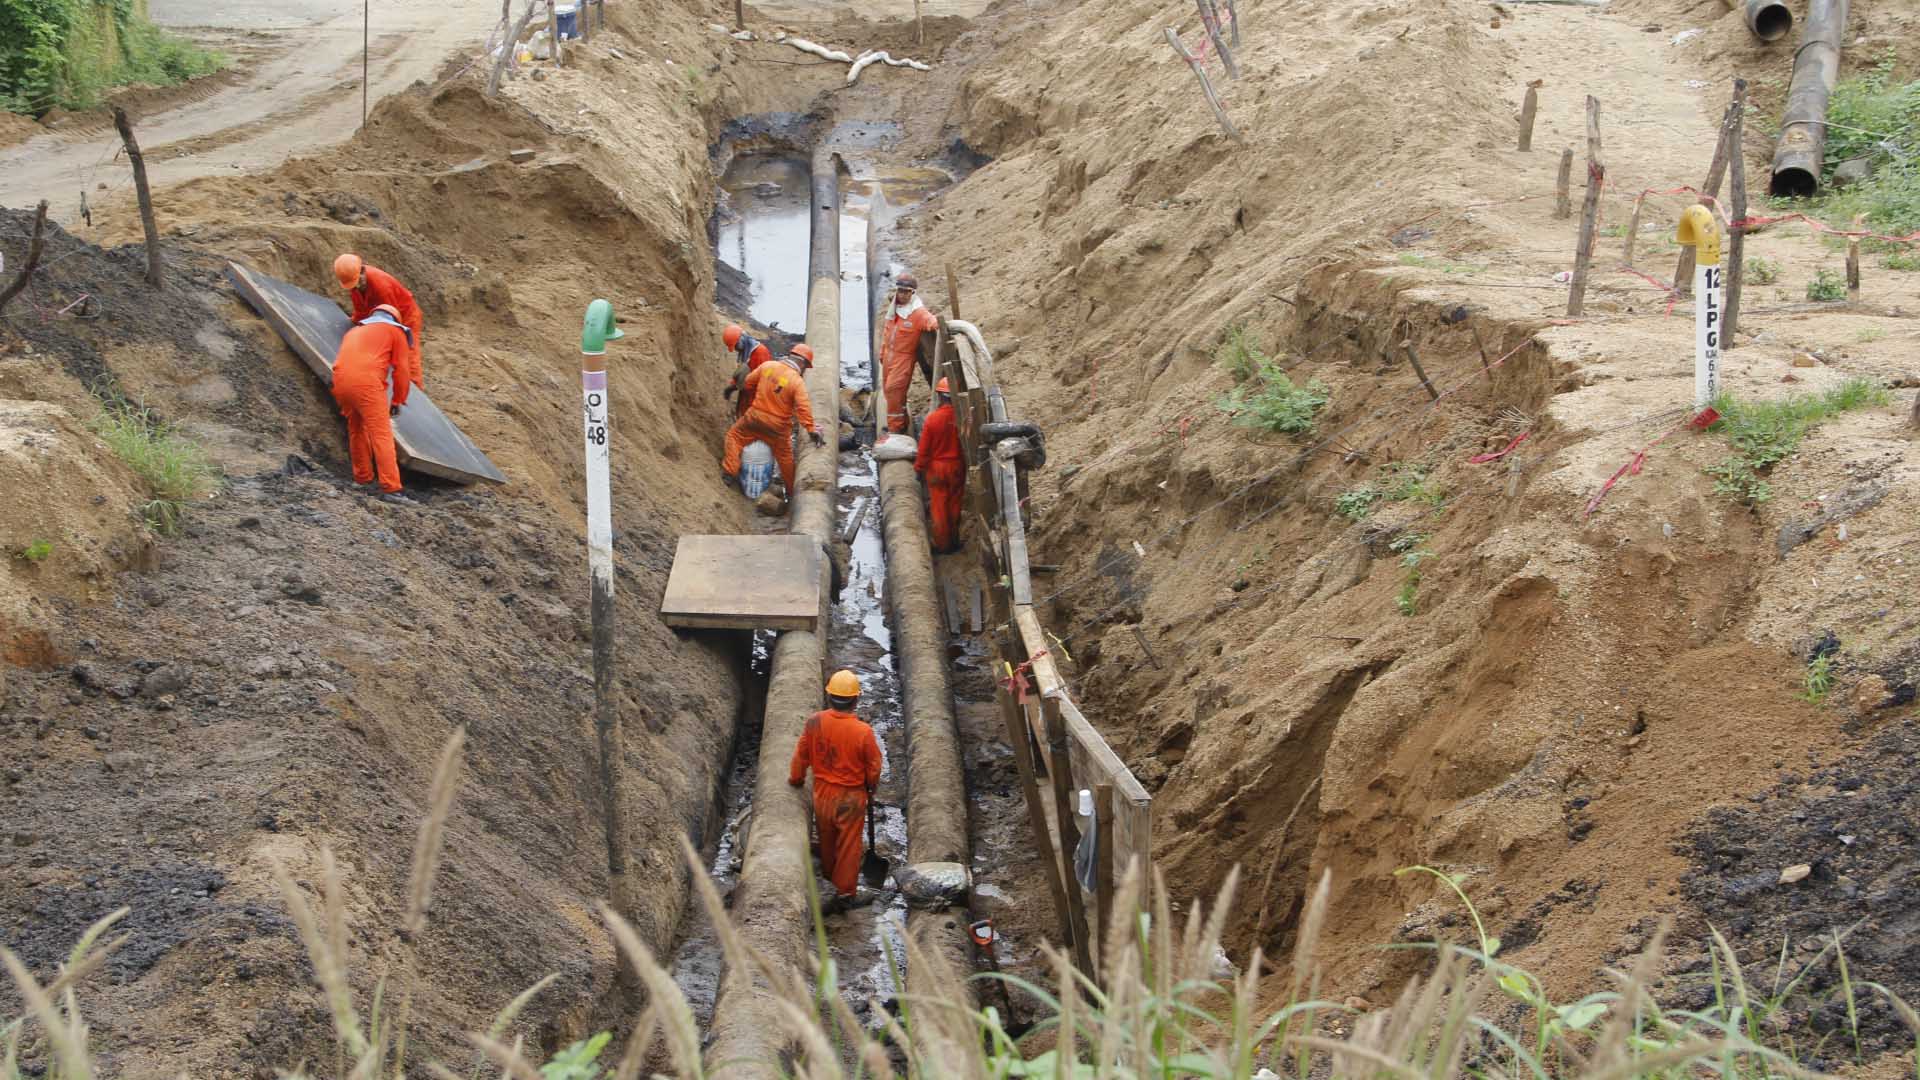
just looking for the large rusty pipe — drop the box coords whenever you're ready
[704,147,846,1079]
[1727,0,1792,43]
[1769,0,1848,198]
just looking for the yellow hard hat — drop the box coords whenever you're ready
[826,670,861,697]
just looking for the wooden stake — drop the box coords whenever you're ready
[1623,191,1645,264]
[0,200,48,314]
[1676,83,1745,297]
[1225,0,1240,45]
[1195,0,1239,78]
[1165,28,1242,142]
[1517,85,1538,151]
[487,2,540,97]
[1468,320,1492,375]
[945,261,962,319]
[735,0,744,30]
[1846,212,1863,302]
[1554,148,1573,219]
[1567,95,1604,317]
[1128,625,1162,670]
[362,0,369,129]
[1044,696,1096,977]
[1402,337,1439,400]
[111,108,162,289]
[1094,782,1115,979]
[915,0,924,45]
[995,632,1077,960]
[1725,107,1750,345]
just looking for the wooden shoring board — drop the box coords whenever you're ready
[1014,605,1153,885]
[226,261,506,484]
[660,534,822,631]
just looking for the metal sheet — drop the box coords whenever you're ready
[226,261,507,485]
[660,534,822,632]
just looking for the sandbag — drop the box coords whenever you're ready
[895,860,970,909]
[873,433,918,461]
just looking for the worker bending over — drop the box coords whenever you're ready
[915,377,965,554]
[789,670,882,912]
[722,345,822,495]
[334,254,425,388]
[332,304,413,495]
[879,272,938,433]
[720,323,773,416]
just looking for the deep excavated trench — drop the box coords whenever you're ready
[667,126,1010,1065]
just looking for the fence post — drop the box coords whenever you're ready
[1675,84,1744,297]
[111,108,163,288]
[1554,148,1573,219]
[1517,84,1538,151]
[1567,95,1605,317]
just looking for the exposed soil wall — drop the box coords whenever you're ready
[910,0,1919,1011]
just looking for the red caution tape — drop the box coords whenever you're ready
[1469,430,1529,464]
[1582,411,1713,517]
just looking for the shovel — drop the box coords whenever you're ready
[861,787,889,888]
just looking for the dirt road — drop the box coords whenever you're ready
[0,0,503,220]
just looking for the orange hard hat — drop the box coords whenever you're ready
[826,669,861,697]
[333,253,363,289]
[372,303,401,320]
[789,343,815,369]
[935,377,950,394]
[723,324,743,349]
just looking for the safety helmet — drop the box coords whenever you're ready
[372,303,401,320]
[826,670,861,697]
[723,324,744,349]
[333,253,363,289]
[895,273,918,290]
[789,343,815,370]
[935,377,950,394]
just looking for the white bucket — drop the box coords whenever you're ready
[740,440,775,498]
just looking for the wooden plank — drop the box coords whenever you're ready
[970,586,984,634]
[1043,695,1096,976]
[659,534,822,631]
[993,629,1077,959]
[1059,695,1151,878]
[1000,460,1033,606]
[944,581,965,635]
[1094,780,1115,981]
[226,261,507,485]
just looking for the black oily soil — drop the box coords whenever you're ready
[1676,718,1920,1059]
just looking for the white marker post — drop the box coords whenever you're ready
[1676,206,1723,410]
[581,299,629,911]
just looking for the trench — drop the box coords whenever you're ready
[667,136,951,1046]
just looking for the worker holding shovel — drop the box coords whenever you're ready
[788,669,884,913]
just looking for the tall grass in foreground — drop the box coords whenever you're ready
[89,398,221,535]
[7,729,1920,1078]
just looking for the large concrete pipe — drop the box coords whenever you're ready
[1727,0,1792,43]
[704,147,846,1078]
[1769,0,1849,198]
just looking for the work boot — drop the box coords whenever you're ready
[720,471,739,490]
[821,893,853,916]
[377,491,415,506]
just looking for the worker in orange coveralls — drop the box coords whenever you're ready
[334,254,425,388]
[879,271,938,433]
[331,304,413,496]
[722,346,822,495]
[789,669,883,911]
[720,323,774,417]
[915,377,965,554]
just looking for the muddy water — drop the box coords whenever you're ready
[713,156,812,335]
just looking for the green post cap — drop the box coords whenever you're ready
[582,298,624,355]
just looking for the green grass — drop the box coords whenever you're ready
[1856,326,1887,343]
[1334,486,1382,520]
[1334,462,1442,521]
[1214,324,1269,383]
[1774,54,1920,242]
[1803,651,1836,703]
[1806,267,1848,302]
[1886,249,1920,271]
[2,0,225,114]
[9,731,1920,1080]
[1389,532,1430,616]
[90,399,220,535]
[1705,378,1892,504]
[1745,256,1780,285]
[1216,362,1330,436]
[14,539,51,562]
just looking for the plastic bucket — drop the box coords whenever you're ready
[740,440,775,499]
[555,5,579,39]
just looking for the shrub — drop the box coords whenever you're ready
[2,0,225,113]
[90,399,220,534]
[1801,55,1920,238]
[1886,249,1920,271]
[1215,362,1329,435]
[1745,256,1780,284]
[15,539,52,562]
[1214,324,1269,382]
[1334,486,1382,520]
[1806,267,1847,302]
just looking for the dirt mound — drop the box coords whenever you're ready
[914,0,1920,1011]
[0,2,840,1069]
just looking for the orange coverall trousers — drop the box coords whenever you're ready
[332,320,411,493]
[812,781,869,898]
[722,415,794,492]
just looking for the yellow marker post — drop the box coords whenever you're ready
[1675,206,1723,409]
